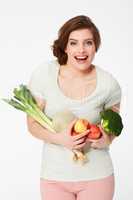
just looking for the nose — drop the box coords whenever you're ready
[78,44,85,53]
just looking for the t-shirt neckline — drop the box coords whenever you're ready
[55,61,99,103]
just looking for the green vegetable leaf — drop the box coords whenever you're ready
[2,98,26,111]
[2,84,54,132]
[100,109,124,136]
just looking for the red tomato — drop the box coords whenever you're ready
[88,124,102,139]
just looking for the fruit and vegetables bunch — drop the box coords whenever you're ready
[3,84,124,164]
[73,109,123,139]
[71,111,123,162]
[73,119,102,139]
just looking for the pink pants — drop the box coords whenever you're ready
[40,174,115,200]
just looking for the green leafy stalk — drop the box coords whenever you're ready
[3,98,26,111]
[26,109,55,132]
[33,106,53,126]
[21,85,52,126]
[2,84,55,133]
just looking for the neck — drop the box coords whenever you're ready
[59,64,94,79]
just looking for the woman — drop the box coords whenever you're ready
[27,15,122,200]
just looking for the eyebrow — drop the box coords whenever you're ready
[69,38,94,41]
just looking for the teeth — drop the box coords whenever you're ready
[76,56,87,59]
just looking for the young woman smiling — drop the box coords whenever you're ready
[27,15,121,200]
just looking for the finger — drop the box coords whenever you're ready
[88,139,98,143]
[98,124,107,135]
[74,137,86,145]
[98,125,107,137]
[90,142,98,149]
[84,129,90,134]
[98,124,104,132]
[74,142,86,149]
[73,130,90,140]
[88,135,104,142]
[85,138,93,144]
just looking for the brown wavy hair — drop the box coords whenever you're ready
[52,15,101,65]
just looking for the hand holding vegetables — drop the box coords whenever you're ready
[2,84,88,162]
[88,109,124,149]
[56,119,90,160]
[71,110,123,156]
[89,125,114,149]
[2,84,124,164]
[73,109,123,138]
[52,111,90,162]
[73,119,102,139]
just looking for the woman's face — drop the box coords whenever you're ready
[65,28,96,71]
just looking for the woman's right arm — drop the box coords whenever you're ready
[27,97,89,149]
[26,97,61,144]
[27,115,60,143]
[27,114,89,150]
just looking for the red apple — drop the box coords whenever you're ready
[88,124,102,139]
[73,119,90,134]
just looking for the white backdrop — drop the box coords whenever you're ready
[0,0,132,199]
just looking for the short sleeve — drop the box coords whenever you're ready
[104,76,122,109]
[28,62,49,100]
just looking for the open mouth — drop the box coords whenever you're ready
[74,56,88,61]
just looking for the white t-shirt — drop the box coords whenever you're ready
[28,59,122,181]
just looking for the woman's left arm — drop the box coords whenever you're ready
[89,103,121,149]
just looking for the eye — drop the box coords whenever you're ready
[70,41,77,46]
[86,41,93,46]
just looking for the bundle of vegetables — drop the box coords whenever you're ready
[2,84,87,162]
[3,84,55,132]
[68,110,123,163]
[72,107,124,140]
[3,84,124,164]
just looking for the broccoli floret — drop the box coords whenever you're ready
[100,109,123,136]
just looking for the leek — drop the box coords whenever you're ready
[2,84,55,133]
[2,84,88,164]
